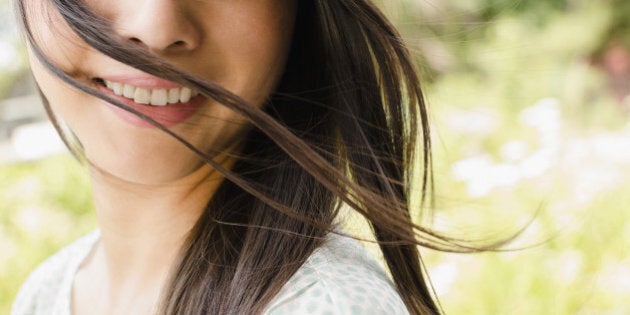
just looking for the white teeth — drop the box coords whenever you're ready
[151,89,168,106]
[168,88,180,104]
[180,88,192,103]
[111,82,123,96]
[102,80,198,106]
[133,88,151,104]
[123,84,136,98]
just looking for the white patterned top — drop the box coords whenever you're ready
[12,230,409,315]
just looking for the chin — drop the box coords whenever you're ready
[85,149,204,186]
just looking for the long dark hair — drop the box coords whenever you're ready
[16,0,494,314]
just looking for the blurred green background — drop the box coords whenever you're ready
[2,0,630,314]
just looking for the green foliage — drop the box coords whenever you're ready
[0,155,96,314]
[408,1,630,313]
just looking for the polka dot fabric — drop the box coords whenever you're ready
[265,232,409,314]
[266,234,408,315]
[12,231,409,315]
[11,232,100,315]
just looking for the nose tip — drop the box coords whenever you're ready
[115,2,200,55]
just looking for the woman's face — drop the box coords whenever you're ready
[27,0,297,184]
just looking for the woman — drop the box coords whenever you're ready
[12,0,479,314]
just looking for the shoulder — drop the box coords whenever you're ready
[266,232,409,315]
[11,231,99,315]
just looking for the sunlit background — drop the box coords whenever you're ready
[2,0,630,314]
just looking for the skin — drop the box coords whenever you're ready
[26,0,297,314]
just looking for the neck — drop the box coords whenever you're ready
[87,161,226,288]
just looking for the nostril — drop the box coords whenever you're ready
[172,41,186,47]
[129,37,143,45]
[126,37,152,50]
[126,37,188,52]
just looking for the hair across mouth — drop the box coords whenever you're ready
[94,78,200,106]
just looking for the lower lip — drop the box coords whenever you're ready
[97,85,206,128]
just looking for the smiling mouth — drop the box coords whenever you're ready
[93,78,200,106]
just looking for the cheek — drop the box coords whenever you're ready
[28,53,94,131]
[26,0,93,78]
[205,3,296,105]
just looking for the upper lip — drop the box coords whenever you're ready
[97,74,183,90]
